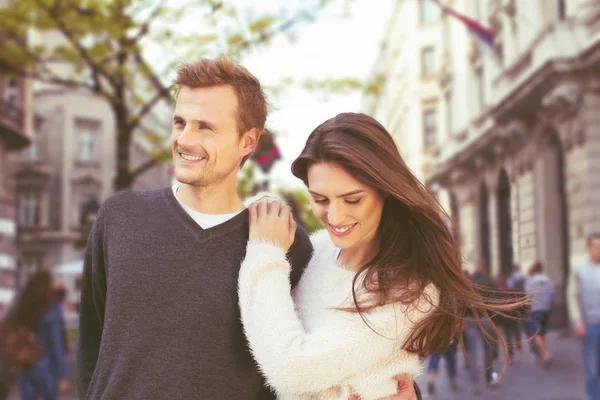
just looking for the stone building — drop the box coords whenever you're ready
[367,0,600,326]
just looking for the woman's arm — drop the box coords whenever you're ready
[239,242,423,395]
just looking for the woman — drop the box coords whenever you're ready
[9,270,69,400]
[238,113,518,399]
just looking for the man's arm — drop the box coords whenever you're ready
[77,210,107,399]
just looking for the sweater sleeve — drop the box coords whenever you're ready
[76,207,107,398]
[238,242,428,395]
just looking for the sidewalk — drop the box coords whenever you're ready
[7,331,588,399]
[415,330,587,400]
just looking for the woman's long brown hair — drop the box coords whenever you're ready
[291,113,526,362]
[9,270,55,331]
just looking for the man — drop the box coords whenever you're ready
[524,261,556,367]
[77,55,419,399]
[568,232,600,400]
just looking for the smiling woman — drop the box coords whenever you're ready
[237,112,525,399]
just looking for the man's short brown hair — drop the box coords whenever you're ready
[173,54,267,165]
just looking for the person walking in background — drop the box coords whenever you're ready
[6,270,69,400]
[54,286,69,357]
[505,264,525,353]
[464,260,500,395]
[495,271,524,364]
[568,232,600,400]
[525,261,556,368]
[426,340,459,395]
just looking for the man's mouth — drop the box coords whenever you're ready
[179,152,206,162]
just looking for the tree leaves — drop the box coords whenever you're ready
[0,0,360,190]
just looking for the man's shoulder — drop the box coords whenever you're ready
[100,187,168,214]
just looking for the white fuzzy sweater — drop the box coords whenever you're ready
[238,230,438,400]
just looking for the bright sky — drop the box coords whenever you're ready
[148,0,394,187]
[240,0,394,188]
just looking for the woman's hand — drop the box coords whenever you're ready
[249,198,296,252]
[59,379,70,393]
[348,375,417,400]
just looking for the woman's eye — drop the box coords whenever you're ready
[313,199,328,204]
[345,199,361,205]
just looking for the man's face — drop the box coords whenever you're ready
[171,85,254,188]
[589,238,600,263]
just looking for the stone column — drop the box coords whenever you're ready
[486,179,501,278]
[452,178,478,272]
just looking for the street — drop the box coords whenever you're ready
[415,331,587,400]
[5,331,588,400]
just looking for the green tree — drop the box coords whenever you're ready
[280,188,322,234]
[0,0,340,190]
[236,162,260,200]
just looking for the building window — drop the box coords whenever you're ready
[18,190,41,228]
[75,119,100,162]
[3,77,20,107]
[19,254,43,287]
[22,119,42,160]
[2,77,22,124]
[79,197,100,229]
[420,0,437,24]
[421,47,436,78]
[422,108,438,149]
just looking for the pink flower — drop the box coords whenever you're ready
[270,146,280,158]
[256,155,270,165]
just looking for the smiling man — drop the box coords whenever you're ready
[77,55,420,399]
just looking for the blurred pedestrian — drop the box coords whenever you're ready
[426,340,459,395]
[495,271,525,363]
[524,261,556,368]
[54,286,69,356]
[465,260,500,395]
[3,270,69,400]
[568,232,600,400]
[505,264,526,353]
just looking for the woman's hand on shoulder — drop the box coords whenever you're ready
[249,198,296,252]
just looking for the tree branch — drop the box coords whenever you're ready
[31,0,114,90]
[131,148,171,178]
[232,5,323,54]
[133,51,172,96]
[127,87,171,133]
[0,59,98,92]
[126,0,167,45]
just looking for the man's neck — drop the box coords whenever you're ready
[176,182,245,214]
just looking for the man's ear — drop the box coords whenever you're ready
[240,127,261,158]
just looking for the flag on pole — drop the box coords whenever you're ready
[429,0,496,51]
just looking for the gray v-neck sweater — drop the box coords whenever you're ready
[77,187,313,399]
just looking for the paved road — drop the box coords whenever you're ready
[8,331,589,399]
[415,330,588,400]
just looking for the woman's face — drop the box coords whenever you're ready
[307,162,385,250]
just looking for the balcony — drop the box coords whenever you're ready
[0,101,28,150]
